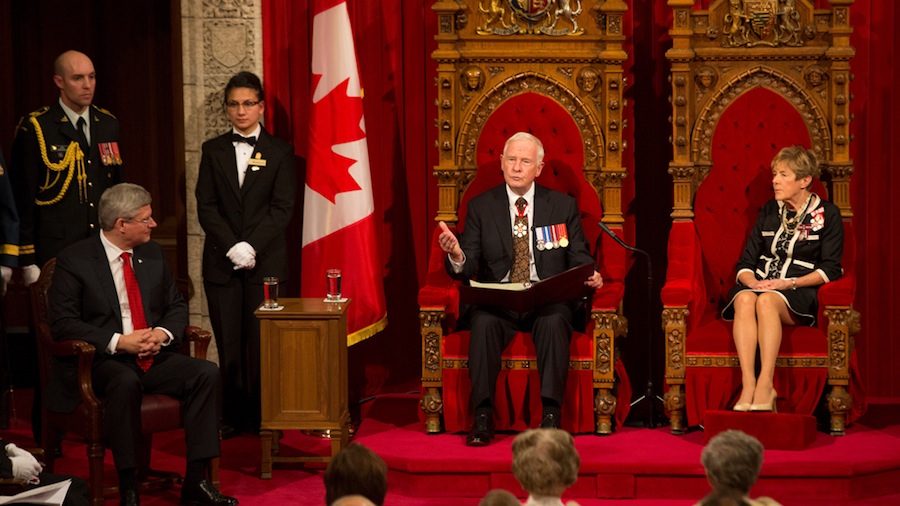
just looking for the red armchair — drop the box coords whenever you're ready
[419,92,631,435]
[662,1,864,435]
[424,0,632,435]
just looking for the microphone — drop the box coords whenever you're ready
[597,221,663,427]
[598,221,637,252]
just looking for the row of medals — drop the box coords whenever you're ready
[515,222,569,251]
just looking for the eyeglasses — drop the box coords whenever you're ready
[126,216,154,226]
[226,100,260,110]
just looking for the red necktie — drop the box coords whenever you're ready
[122,252,152,371]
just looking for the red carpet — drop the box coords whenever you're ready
[2,391,899,505]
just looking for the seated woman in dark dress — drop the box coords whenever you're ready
[722,146,844,412]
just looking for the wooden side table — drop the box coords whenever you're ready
[255,298,350,479]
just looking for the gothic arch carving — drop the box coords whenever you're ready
[455,71,606,199]
[691,66,831,184]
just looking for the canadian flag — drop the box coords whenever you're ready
[302,0,387,344]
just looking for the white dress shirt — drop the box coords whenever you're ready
[99,232,173,354]
[233,124,261,187]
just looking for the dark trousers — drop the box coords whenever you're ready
[204,274,262,432]
[468,302,574,409]
[92,352,220,471]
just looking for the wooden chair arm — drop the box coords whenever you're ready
[0,477,27,494]
[184,325,212,360]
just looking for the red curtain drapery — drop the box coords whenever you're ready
[259,0,900,407]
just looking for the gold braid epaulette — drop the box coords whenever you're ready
[29,115,86,206]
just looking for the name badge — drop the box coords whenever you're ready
[248,152,267,170]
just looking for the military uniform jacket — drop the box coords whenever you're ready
[9,102,123,267]
[0,149,19,268]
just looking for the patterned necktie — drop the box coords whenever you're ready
[510,197,530,284]
[122,252,152,371]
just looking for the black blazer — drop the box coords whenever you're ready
[47,235,187,412]
[447,183,595,283]
[196,128,296,285]
[9,102,122,266]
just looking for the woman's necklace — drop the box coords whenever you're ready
[781,193,812,232]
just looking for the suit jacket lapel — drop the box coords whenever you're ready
[51,103,81,153]
[489,186,514,259]
[130,246,156,326]
[215,135,242,201]
[90,236,124,325]
[532,185,553,273]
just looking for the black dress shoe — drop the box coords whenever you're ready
[466,411,494,447]
[121,488,140,506]
[540,411,561,429]
[181,479,239,506]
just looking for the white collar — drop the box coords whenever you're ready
[59,98,90,129]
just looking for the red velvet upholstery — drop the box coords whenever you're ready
[419,92,630,434]
[662,88,864,432]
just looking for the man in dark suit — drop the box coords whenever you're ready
[438,132,604,446]
[196,71,296,436]
[9,50,123,281]
[49,183,237,506]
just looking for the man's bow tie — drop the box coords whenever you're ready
[232,133,257,146]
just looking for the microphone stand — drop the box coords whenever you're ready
[598,222,664,428]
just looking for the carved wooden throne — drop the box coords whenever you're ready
[420,0,632,435]
[662,0,863,435]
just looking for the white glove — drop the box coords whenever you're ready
[237,256,256,270]
[22,264,41,286]
[226,241,256,270]
[6,443,42,483]
[0,265,11,296]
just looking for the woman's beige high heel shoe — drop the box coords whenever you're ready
[733,402,751,412]
[750,389,777,412]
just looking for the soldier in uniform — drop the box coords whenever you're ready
[0,148,19,429]
[7,50,123,446]
[9,49,123,284]
[0,148,17,294]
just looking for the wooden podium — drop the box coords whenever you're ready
[255,298,350,479]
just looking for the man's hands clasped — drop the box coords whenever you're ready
[118,328,166,359]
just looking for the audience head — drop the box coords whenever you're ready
[701,430,765,495]
[771,145,820,181]
[330,496,377,506]
[324,443,388,506]
[511,428,580,498]
[479,489,520,506]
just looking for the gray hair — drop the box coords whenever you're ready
[701,430,765,494]
[479,489,520,506]
[503,131,545,165]
[771,145,820,181]
[98,183,152,231]
[512,428,580,496]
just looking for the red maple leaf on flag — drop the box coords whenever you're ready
[306,76,365,203]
